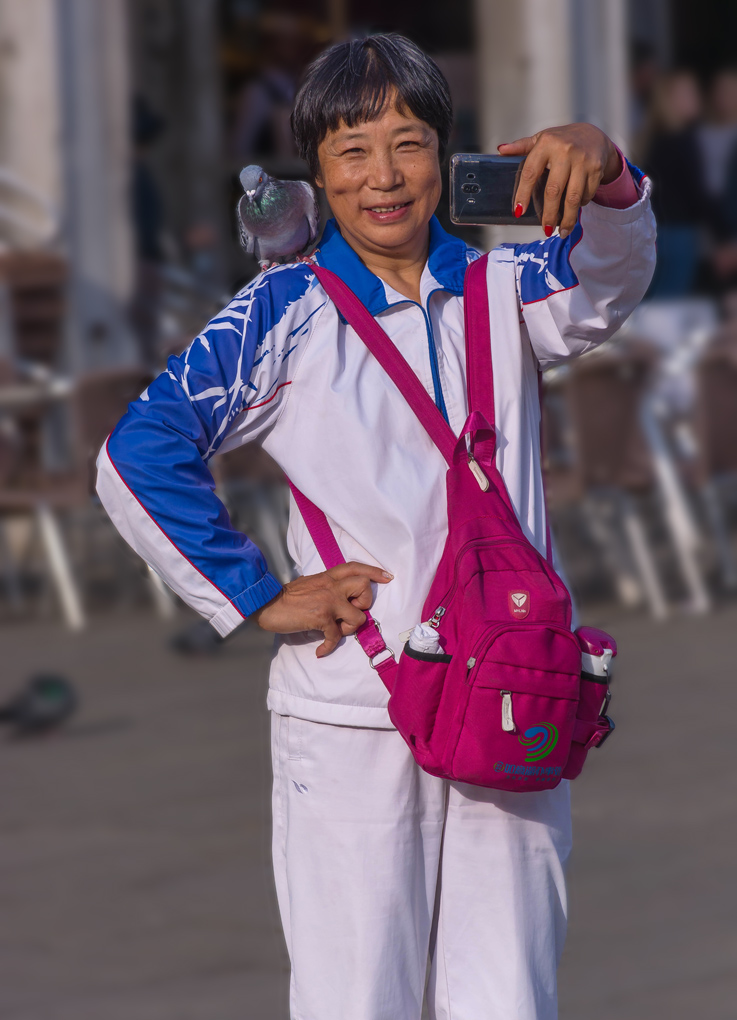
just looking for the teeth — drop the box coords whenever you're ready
[369,204,405,213]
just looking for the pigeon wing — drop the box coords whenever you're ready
[297,180,320,248]
[236,195,256,255]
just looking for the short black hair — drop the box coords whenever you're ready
[291,34,453,179]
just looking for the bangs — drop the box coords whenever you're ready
[291,34,453,178]
[319,50,412,134]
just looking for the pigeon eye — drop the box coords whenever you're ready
[259,177,262,183]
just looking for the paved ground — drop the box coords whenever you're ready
[1,603,735,1019]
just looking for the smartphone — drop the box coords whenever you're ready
[449,154,551,226]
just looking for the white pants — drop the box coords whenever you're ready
[271,713,572,1020]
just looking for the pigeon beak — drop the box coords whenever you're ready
[246,189,256,201]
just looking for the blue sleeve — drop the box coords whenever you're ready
[96,264,318,634]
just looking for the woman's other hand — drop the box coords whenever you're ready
[499,123,622,239]
[252,561,393,657]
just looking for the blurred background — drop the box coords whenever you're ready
[1,1,736,1018]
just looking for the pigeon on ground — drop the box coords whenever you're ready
[0,675,78,735]
[237,165,319,270]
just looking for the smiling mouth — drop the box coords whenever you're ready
[366,202,411,213]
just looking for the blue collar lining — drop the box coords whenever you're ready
[313,216,469,315]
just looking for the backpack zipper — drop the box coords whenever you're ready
[467,455,490,491]
[428,536,541,624]
[500,691,516,732]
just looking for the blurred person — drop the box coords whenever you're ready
[229,13,308,161]
[642,70,706,298]
[96,34,656,1020]
[697,68,737,292]
[629,39,662,157]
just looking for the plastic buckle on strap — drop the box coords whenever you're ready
[369,647,396,670]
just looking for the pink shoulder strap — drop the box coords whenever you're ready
[286,254,551,677]
[463,256,495,466]
[311,264,458,466]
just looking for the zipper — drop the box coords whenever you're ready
[428,536,534,624]
[418,302,450,425]
[467,454,490,491]
[464,622,582,689]
[500,691,516,732]
[427,530,569,628]
[427,606,446,630]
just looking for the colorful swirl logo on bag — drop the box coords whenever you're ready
[518,723,558,762]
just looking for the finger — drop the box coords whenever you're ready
[540,163,571,237]
[335,597,368,630]
[347,585,374,611]
[497,135,538,156]
[328,561,393,583]
[338,612,367,637]
[336,573,378,610]
[512,149,549,218]
[558,164,587,239]
[316,618,344,658]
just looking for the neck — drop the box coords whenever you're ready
[340,226,430,305]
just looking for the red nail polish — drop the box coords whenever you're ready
[514,203,523,218]
[544,224,554,238]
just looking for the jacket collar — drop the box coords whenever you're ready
[314,216,469,314]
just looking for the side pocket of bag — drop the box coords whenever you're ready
[387,643,452,755]
[562,672,613,780]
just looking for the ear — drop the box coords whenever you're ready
[314,173,324,190]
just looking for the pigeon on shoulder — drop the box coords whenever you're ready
[237,165,319,270]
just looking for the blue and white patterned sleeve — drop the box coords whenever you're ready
[96,263,327,636]
[510,161,657,368]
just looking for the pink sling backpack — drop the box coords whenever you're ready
[289,255,615,792]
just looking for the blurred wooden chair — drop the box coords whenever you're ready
[0,365,170,628]
[544,351,668,617]
[545,346,710,618]
[0,251,66,367]
[693,340,737,589]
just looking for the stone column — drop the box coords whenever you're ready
[56,0,137,371]
[473,0,629,248]
[0,0,63,247]
[473,0,574,248]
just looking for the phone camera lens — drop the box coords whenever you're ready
[461,183,481,194]
[466,173,476,180]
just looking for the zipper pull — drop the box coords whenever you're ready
[467,455,490,492]
[428,606,446,630]
[500,691,516,732]
[466,656,476,672]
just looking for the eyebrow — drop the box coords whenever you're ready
[335,123,428,141]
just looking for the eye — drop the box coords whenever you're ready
[258,176,263,183]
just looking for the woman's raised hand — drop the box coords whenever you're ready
[252,561,393,658]
[499,123,622,240]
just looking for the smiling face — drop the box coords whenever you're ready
[314,101,442,265]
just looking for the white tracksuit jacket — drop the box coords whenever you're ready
[97,165,655,728]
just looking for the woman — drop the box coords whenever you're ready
[97,34,655,1020]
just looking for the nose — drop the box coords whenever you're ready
[366,150,402,191]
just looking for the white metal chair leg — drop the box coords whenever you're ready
[583,494,643,608]
[36,502,85,630]
[147,564,176,618]
[617,492,669,620]
[640,400,711,614]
